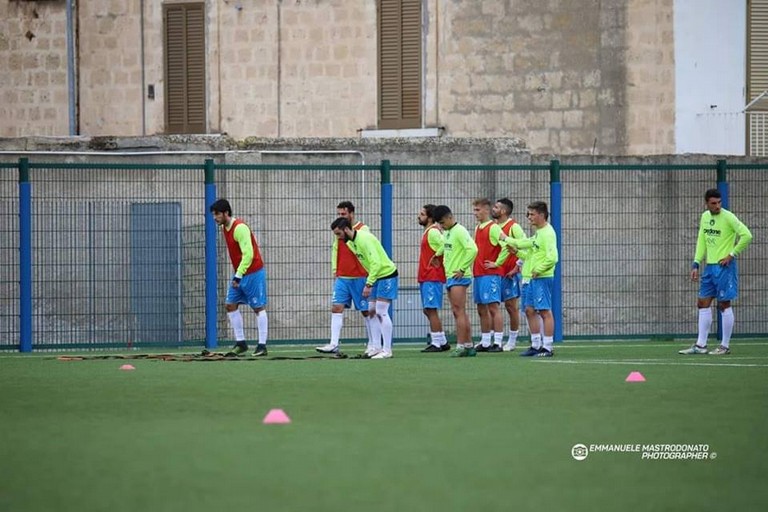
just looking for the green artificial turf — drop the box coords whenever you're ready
[1,341,767,512]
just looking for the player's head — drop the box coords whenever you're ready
[526,201,549,226]
[493,198,513,219]
[704,189,722,215]
[432,205,455,230]
[472,198,492,222]
[209,199,232,225]
[337,201,355,219]
[419,204,437,227]
[331,216,354,241]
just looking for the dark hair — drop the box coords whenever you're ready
[209,199,232,216]
[331,217,352,230]
[431,205,452,222]
[496,198,514,215]
[704,189,721,201]
[422,204,438,221]
[336,201,355,212]
[527,201,549,220]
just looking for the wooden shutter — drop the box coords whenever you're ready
[164,3,206,134]
[378,0,422,129]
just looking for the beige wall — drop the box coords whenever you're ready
[0,1,69,137]
[0,0,676,154]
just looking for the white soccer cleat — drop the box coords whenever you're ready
[502,342,516,352]
[315,343,339,354]
[371,351,392,359]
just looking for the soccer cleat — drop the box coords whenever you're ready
[535,348,553,358]
[709,345,731,355]
[362,347,382,359]
[487,344,503,353]
[474,344,491,352]
[225,342,249,357]
[315,343,339,354]
[252,344,268,357]
[439,343,452,352]
[519,346,541,357]
[421,344,443,353]
[502,343,516,352]
[451,346,477,357]
[678,344,708,355]
[371,351,393,359]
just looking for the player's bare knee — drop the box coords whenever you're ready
[718,302,731,312]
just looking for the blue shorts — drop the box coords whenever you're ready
[372,276,399,301]
[520,281,530,311]
[699,263,739,302]
[473,275,501,304]
[446,277,472,289]
[332,277,369,311]
[226,268,267,309]
[501,274,521,301]
[420,281,444,309]
[523,277,553,311]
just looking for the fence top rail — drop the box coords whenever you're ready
[390,164,550,171]
[25,163,205,170]
[558,164,718,171]
[726,164,768,170]
[214,164,380,171]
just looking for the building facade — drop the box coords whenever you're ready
[0,0,761,155]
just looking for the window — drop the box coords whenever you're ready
[163,3,206,134]
[378,0,422,129]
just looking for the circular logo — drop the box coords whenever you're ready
[571,444,589,461]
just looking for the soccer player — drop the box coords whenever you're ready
[316,201,374,355]
[209,199,268,357]
[331,217,399,359]
[431,205,479,357]
[471,198,505,353]
[484,198,527,351]
[417,204,449,353]
[500,201,558,357]
[679,188,753,355]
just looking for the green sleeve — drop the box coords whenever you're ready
[693,214,707,265]
[331,238,338,273]
[427,228,444,252]
[532,227,559,275]
[729,212,753,256]
[489,223,502,246]
[460,227,478,273]
[233,224,253,277]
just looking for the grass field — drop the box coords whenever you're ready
[2,340,768,512]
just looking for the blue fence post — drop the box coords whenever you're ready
[19,158,32,353]
[381,160,394,319]
[204,159,218,349]
[550,159,563,342]
[380,160,393,257]
[715,159,728,342]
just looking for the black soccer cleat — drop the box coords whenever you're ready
[252,344,268,357]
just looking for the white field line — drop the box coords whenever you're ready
[540,359,768,368]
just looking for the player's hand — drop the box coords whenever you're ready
[719,255,733,266]
[531,271,539,278]
[505,268,519,278]
[429,255,440,267]
[499,232,507,241]
[483,260,497,269]
[232,279,240,289]
[452,270,465,279]
[690,269,699,281]
[362,285,372,298]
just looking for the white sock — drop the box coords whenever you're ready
[543,336,554,352]
[480,332,491,347]
[507,330,518,346]
[376,301,393,352]
[429,332,441,347]
[436,332,447,346]
[531,333,542,349]
[721,308,734,348]
[257,310,268,346]
[330,313,343,347]
[227,310,245,342]
[367,315,382,351]
[493,331,504,346]
[697,308,712,347]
